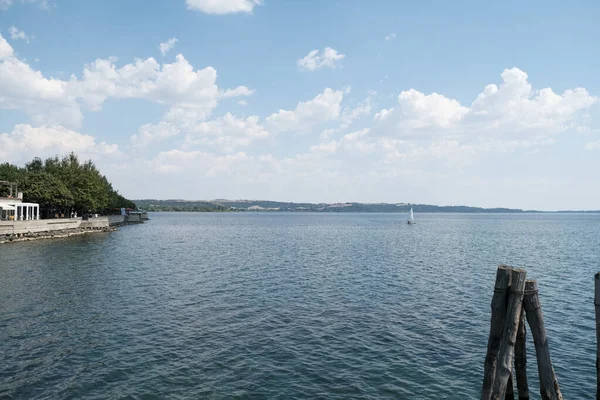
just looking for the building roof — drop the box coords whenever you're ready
[0,201,38,207]
[0,204,16,211]
[0,198,22,204]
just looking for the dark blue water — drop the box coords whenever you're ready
[1,212,599,399]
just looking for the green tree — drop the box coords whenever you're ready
[20,172,74,218]
[0,153,136,217]
[0,163,25,197]
[52,153,109,213]
[25,157,44,173]
[108,190,136,209]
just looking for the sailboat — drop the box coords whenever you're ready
[407,207,416,225]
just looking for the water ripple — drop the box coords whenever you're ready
[1,212,599,398]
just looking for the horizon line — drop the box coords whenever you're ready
[131,198,600,213]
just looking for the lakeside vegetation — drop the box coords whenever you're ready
[219,200,527,213]
[0,153,136,218]
[135,200,230,212]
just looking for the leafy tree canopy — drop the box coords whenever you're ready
[0,153,136,215]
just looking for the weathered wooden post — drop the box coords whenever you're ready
[523,280,562,400]
[514,308,529,399]
[506,374,515,400]
[491,268,527,398]
[482,265,512,399]
[594,273,600,399]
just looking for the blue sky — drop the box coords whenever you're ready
[1,0,599,210]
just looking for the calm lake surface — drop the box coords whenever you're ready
[1,212,599,399]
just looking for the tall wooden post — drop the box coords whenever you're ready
[482,265,512,400]
[594,273,600,400]
[491,268,527,398]
[523,280,562,400]
[515,308,529,399]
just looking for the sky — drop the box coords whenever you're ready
[1,0,599,210]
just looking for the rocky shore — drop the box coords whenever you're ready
[0,226,116,244]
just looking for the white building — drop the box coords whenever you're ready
[0,198,40,221]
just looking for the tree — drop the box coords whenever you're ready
[108,191,136,209]
[50,153,109,213]
[0,163,25,197]
[0,153,135,217]
[20,172,74,218]
[25,158,44,173]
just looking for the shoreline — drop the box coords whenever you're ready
[0,213,148,244]
[0,226,116,244]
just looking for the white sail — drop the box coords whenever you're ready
[409,208,414,222]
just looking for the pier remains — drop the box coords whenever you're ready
[481,265,563,400]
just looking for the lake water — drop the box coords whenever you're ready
[1,212,599,399]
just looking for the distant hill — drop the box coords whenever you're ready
[134,199,539,213]
[218,200,529,213]
[134,199,230,212]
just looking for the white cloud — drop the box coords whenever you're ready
[265,88,344,133]
[320,128,337,141]
[128,84,256,149]
[0,33,13,58]
[395,89,469,129]
[297,47,345,71]
[185,0,262,14]
[0,35,81,126]
[341,96,372,126]
[70,55,219,115]
[310,141,339,154]
[0,0,52,10]
[184,112,268,152]
[585,141,600,150]
[374,108,393,121]
[238,99,248,106]
[159,37,178,56]
[311,128,374,155]
[151,149,253,177]
[0,124,118,163]
[69,54,246,120]
[343,128,370,141]
[0,33,223,128]
[379,139,485,171]
[9,26,33,43]
[376,134,558,172]
[221,85,254,98]
[68,53,244,128]
[0,30,255,146]
[131,122,180,147]
[469,68,597,133]
[374,67,597,139]
[366,69,598,177]
[385,33,396,41]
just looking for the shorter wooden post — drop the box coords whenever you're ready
[482,265,512,400]
[523,280,562,400]
[594,273,600,400]
[515,308,529,400]
[491,268,527,398]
